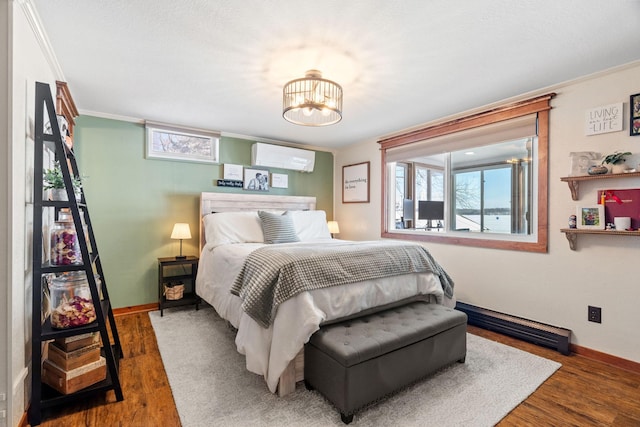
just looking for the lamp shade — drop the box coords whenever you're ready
[170,223,192,240]
[327,221,340,234]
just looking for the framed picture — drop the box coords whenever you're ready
[568,151,601,176]
[244,168,269,191]
[271,173,289,189]
[342,161,370,203]
[576,205,605,230]
[630,93,640,136]
[223,163,243,180]
[145,121,219,163]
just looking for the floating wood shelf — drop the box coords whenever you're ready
[560,228,640,250]
[560,171,640,200]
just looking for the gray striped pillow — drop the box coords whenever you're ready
[258,211,300,244]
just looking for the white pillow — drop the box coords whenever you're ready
[286,210,332,241]
[203,211,264,248]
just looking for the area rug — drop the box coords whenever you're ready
[149,307,561,427]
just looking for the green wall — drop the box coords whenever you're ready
[74,116,334,308]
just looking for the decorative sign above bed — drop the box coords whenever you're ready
[217,179,243,187]
[585,103,623,136]
[271,173,288,189]
[223,163,243,180]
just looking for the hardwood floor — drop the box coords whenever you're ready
[33,312,640,427]
[472,327,640,427]
[35,313,180,427]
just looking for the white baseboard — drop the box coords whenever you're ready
[12,367,27,395]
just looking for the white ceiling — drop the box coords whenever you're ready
[31,0,640,149]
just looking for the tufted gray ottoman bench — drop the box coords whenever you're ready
[304,301,467,424]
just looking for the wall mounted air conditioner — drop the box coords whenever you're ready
[251,142,315,172]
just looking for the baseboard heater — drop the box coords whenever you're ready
[456,302,571,355]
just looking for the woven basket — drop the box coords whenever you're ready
[163,283,184,300]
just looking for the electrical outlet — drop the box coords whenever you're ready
[588,305,602,323]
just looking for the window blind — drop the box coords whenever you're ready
[385,114,537,163]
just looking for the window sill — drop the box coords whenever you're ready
[382,230,547,253]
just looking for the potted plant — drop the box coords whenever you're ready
[43,161,82,201]
[602,151,632,173]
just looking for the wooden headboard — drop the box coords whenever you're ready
[199,192,317,251]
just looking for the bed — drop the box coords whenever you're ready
[195,192,455,396]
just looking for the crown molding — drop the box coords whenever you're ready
[18,0,65,80]
[79,109,145,124]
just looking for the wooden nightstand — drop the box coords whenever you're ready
[157,256,200,316]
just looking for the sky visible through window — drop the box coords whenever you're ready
[483,168,511,209]
[455,167,512,233]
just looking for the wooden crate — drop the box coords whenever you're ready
[42,357,106,394]
[54,332,99,352]
[47,341,101,371]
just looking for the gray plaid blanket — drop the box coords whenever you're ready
[230,241,454,328]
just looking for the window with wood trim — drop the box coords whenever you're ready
[379,93,554,252]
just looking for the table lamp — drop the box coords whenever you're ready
[170,223,191,259]
[327,221,340,238]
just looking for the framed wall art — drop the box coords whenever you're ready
[568,151,601,176]
[244,168,269,191]
[271,173,289,189]
[145,121,220,164]
[223,163,243,180]
[576,205,605,230]
[630,93,640,136]
[342,161,370,203]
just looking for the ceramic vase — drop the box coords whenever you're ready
[49,188,68,201]
[611,164,628,174]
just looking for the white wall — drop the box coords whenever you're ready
[335,62,640,364]
[1,1,11,426]
[8,2,61,425]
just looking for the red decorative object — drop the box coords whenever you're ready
[598,189,640,230]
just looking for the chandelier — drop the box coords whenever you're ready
[282,70,343,126]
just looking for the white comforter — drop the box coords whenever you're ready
[196,239,453,392]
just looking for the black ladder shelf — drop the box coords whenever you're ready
[29,81,124,426]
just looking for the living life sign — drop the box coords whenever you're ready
[585,103,623,136]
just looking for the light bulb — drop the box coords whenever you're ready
[303,107,314,117]
[321,108,331,116]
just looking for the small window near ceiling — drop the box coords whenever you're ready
[380,94,554,252]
